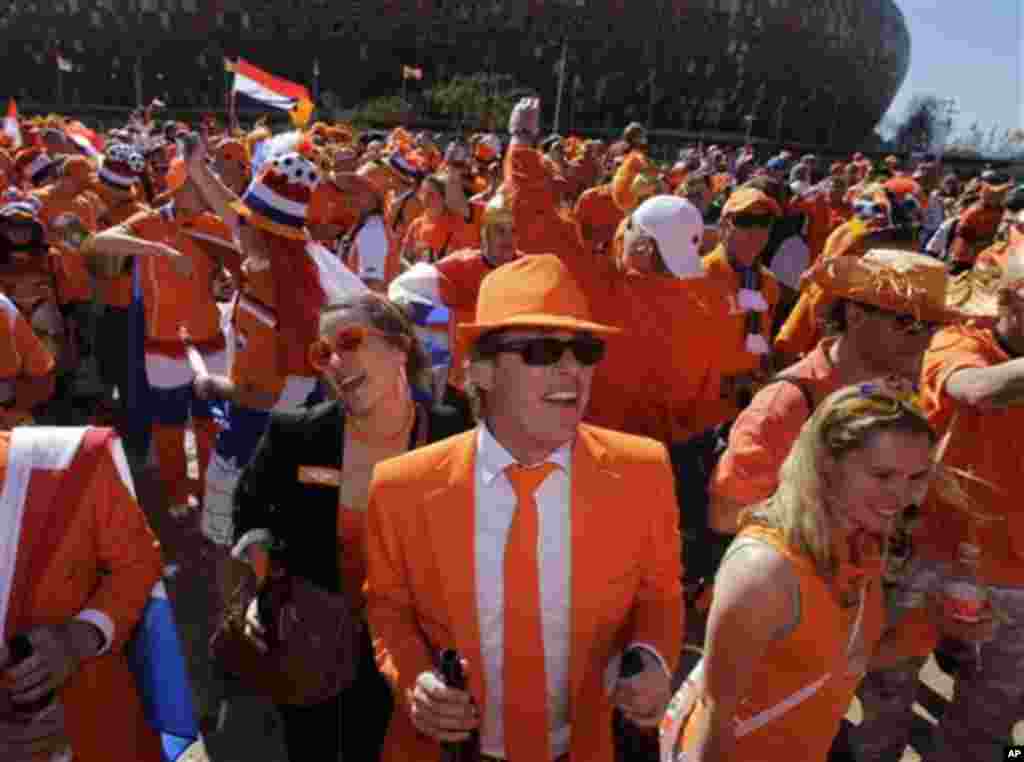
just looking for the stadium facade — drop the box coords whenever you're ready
[1,0,910,145]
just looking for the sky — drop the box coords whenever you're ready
[883,0,1021,141]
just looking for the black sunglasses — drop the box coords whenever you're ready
[731,214,775,229]
[855,301,939,336]
[484,336,606,367]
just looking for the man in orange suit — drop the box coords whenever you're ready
[0,425,164,761]
[366,255,683,762]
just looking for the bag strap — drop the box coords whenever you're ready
[6,427,112,637]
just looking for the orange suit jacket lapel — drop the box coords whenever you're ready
[421,431,488,717]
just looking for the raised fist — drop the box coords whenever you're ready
[509,97,541,138]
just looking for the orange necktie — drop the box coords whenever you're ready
[503,462,557,762]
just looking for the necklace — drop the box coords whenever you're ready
[347,400,416,447]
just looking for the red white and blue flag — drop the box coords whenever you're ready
[225,57,313,126]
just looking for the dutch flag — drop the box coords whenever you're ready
[226,57,313,128]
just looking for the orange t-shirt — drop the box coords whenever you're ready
[711,339,842,509]
[919,324,1024,587]
[122,203,231,350]
[402,209,481,264]
[701,245,781,425]
[574,184,624,256]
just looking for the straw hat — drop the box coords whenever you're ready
[807,249,985,323]
[457,255,619,346]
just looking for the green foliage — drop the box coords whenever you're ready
[345,95,412,128]
[426,73,521,131]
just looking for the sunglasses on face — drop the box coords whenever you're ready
[731,214,775,229]
[308,325,393,368]
[483,335,606,367]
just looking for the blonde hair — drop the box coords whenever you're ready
[741,385,938,577]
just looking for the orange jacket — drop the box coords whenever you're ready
[2,429,164,762]
[366,425,682,762]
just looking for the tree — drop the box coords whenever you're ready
[426,73,523,131]
[891,95,946,154]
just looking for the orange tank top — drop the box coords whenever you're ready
[679,525,884,762]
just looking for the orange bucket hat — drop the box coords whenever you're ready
[457,255,619,347]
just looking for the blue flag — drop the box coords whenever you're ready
[127,582,201,762]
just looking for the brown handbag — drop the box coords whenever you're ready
[210,568,360,706]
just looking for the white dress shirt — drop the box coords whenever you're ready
[474,424,573,759]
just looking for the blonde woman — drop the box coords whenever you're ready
[662,384,943,762]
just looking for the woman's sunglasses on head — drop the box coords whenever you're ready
[309,325,393,368]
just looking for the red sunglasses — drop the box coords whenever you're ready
[308,325,394,369]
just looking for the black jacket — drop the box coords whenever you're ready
[233,399,473,593]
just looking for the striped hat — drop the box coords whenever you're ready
[99,143,146,189]
[230,151,320,240]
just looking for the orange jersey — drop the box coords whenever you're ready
[231,257,287,400]
[919,324,1024,587]
[122,203,232,349]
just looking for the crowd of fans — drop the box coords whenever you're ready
[0,93,1021,762]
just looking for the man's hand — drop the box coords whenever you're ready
[611,649,671,728]
[0,701,70,762]
[1,623,102,709]
[509,97,541,138]
[408,669,479,743]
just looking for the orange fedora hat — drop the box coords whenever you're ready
[457,254,619,346]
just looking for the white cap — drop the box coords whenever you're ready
[631,195,705,279]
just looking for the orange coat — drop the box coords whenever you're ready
[366,425,682,762]
[2,429,164,762]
